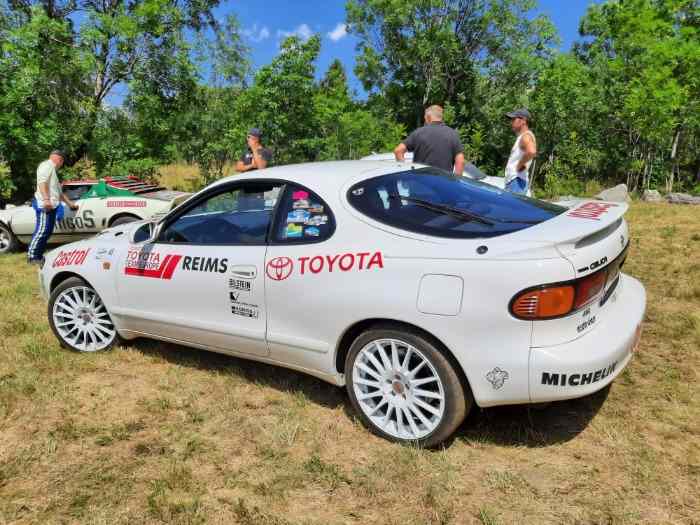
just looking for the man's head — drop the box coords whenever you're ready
[49,150,65,168]
[247,128,263,145]
[506,108,531,134]
[424,105,444,124]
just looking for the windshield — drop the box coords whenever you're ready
[347,167,565,238]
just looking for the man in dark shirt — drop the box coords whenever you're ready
[235,128,273,172]
[394,105,465,175]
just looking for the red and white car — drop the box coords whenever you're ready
[0,177,190,254]
[38,161,645,446]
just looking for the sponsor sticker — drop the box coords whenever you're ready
[486,367,509,390]
[304,226,320,237]
[107,200,147,208]
[305,215,328,226]
[567,202,619,220]
[308,203,324,213]
[266,251,384,281]
[229,278,252,293]
[292,190,309,200]
[292,199,310,209]
[541,361,617,387]
[124,249,227,278]
[52,248,90,268]
[286,223,303,238]
[231,302,259,318]
[287,210,310,223]
[94,247,115,261]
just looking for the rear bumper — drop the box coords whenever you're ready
[529,273,645,402]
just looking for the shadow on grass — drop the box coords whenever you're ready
[128,338,610,448]
[454,385,610,448]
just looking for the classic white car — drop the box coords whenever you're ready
[38,160,645,446]
[0,177,190,254]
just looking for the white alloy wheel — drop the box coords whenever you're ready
[352,338,446,440]
[0,224,19,253]
[51,284,117,352]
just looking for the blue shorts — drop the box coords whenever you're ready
[506,177,528,195]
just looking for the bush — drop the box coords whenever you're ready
[0,160,16,201]
[103,158,159,184]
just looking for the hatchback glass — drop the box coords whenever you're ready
[347,167,565,238]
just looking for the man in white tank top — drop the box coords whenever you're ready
[504,108,536,195]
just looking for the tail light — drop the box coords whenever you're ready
[510,267,611,320]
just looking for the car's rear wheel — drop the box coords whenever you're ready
[0,223,20,254]
[345,326,470,447]
[48,277,119,352]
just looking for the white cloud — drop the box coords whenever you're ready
[242,24,271,43]
[327,23,347,42]
[277,23,313,42]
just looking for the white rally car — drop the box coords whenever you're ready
[38,161,645,446]
[0,177,190,254]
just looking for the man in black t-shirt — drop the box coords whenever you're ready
[394,105,465,175]
[236,128,273,173]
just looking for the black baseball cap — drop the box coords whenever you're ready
[505,108,531,121]
[248,128,262,138]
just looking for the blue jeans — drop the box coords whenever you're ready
[506,177,528,195]
[27,203,57,261]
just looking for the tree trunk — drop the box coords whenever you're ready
[668,128,681,193]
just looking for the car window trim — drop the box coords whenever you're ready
[155,178,288,247]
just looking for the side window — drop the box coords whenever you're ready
[274,184,334,243]
[159,182,283,245]
[63,184,93,201]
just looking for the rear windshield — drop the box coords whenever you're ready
[347,168,565,238]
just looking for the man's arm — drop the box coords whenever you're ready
[453,153,465,176]
[251,148,268,170]
[37,181,52,210]
[60,192,78,209]
[394,143,408,161]
[517,133,537,172]
[236,160,255,172]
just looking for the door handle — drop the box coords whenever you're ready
[230,265,257,279]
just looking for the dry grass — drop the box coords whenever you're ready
[158,163,238,192]
[1,202,698,524]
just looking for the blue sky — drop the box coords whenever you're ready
[219,0,600,96]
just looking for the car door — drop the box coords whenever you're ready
[115,180,284,357]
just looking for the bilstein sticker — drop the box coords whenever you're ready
[541,361,617,387]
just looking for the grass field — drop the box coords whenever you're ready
[1,203,698,524]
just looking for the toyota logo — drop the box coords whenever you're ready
[266,257,294,281]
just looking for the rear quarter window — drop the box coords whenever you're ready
[347,168,565,239]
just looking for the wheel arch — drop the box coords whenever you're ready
[334,318,473,394]
[108,212,142,227]
[50,271,95,294]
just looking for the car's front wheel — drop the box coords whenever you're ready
[0,223,20,254]
[346,326,471,447]
[48,277,119,352]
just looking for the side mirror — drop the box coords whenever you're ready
[132,221,161,244]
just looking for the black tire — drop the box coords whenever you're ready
[110,215,139,227]
[0,223,20,254]
[345,325,472,447]
[48,276,121,352]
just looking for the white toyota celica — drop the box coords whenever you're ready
[39,161,646,447]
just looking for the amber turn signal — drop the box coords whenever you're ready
[511,285,575,320]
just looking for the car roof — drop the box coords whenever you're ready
[210,160,417,194]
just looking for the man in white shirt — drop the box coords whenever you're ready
[27,150,78,264]
[504,108,537,195]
